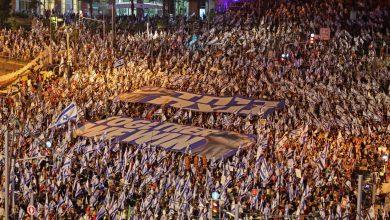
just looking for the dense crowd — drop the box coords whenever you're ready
[1,0,389,219]
[0,26,47,61]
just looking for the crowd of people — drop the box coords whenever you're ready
[1,0,389,219]
[0,25,47,61]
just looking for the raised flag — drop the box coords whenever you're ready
[259,158,272,181]
[75,182,83,197]
[56,196,64,209]
[188,34,198,47]
[44,193,49,219]
[113,58,125,68]
[51,103,77,128]
[109,202,118,219]
[96,206,106,220]
[316,144,329,170]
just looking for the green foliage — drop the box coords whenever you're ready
[29,0,41,11]
[209,10,216,20]
[80,0,94,16]
[156,19,167,30]
[11,12,30,19]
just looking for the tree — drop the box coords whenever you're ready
[81,0,94,17]
[0,0,11,26]
[29,0,41,13]
[137,0,143,18]
[131,0,135,16]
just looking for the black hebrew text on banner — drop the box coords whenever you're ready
[74,116,254,159]
[117,87,284,117]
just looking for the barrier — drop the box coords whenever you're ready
[0,50,48,88]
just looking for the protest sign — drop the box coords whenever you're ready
[320,28,331,40]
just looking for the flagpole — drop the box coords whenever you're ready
[11,158,15,218]
[30,183,34,220]
[4,131,9,220]
[208,200,212,219]
[234,203,239,220]
[111,0,116,54]
[356,174,363,220]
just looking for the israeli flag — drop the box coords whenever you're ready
[188,34,198,47]
[317,152,326,170]
[51,102,78,128]
[317,144,328,170]
[113,58,125,68]
[96,207,106,220]
[109,202,118,219]
[259,158,271,181]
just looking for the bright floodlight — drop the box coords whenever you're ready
[46,141,52,148]
[212,191,220,200]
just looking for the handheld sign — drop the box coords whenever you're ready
[27,205,36,216]
[320,28,331,40]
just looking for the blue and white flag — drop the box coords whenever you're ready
[109,202,118,219]
[44,193,49,219]
[316,152,327,170]
[113,58,125,68]
[316,143,329,170]
[51,103,78,128]
[75,182,83,197]
[259,158,272,181]
[188,34,198,47]
[118,191,126,209]
[297,185,310,214]
[96,206,106,220]
[56,197,65,209]
[62,156,72,171]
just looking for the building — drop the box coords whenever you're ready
[11,0,79,14]
[9,0,233,17]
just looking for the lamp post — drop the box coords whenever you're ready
[357,174,363,220]
[66,26,71,67]
[207,0,210,30]
[211,191,221,219]
[4,132,9,220]
[49,12,53,64]
[111,0,116,52]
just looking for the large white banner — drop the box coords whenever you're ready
[118,87,284,117]
[74,116,254,159]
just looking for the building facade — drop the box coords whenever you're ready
[11,0,79,14]
[9,0,223,17]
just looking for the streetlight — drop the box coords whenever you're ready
[4,132,10,220]
[111,0,116,51]
[66,26,71,67]
[310,33,315,44]
[211,191,220,219]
